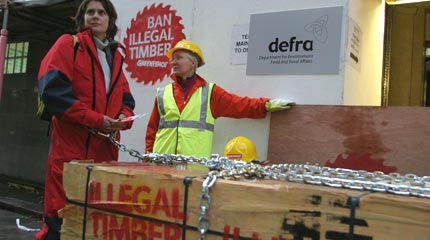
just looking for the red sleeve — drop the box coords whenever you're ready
[38,34,104,128]
[210,85,269,119]
[145,98,160,153]
[38,34,75,80]
[119,73,135,130]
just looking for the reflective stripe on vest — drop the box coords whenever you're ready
[153,83,216,157]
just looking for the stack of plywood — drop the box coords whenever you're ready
[62,162,430,240]
[268,105,430,176]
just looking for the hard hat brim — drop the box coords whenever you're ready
[166,48,205,67]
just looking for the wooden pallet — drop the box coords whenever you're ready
[61,162,430,240]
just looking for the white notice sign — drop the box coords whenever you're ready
[231,24,249,65]
[346,17,362,71]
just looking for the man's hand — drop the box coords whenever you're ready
[265,99,296,112]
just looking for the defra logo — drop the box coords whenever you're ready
[124,4,186,85]
[268,37,313,53]
[267,15,330,54]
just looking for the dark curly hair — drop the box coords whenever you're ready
[73,0,118,41]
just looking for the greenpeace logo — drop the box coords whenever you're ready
[268,37,313,53]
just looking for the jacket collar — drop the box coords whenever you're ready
[170,73,207,86]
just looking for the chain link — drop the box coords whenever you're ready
[198,173,217,240]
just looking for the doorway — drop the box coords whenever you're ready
[382,1,430,106]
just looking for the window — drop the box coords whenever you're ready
[4,41,29,74]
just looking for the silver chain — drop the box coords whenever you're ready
[88,128,430,197]
[198,173,216,240]
[88,128,430,239]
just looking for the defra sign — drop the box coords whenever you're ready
[247,6,343,75]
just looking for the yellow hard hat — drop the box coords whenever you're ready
[166,40,205,67]
[224,136,258,162]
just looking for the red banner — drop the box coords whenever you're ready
[124,4,185,85]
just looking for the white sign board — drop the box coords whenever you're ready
[247,6,343,75]
[230,24,250,65]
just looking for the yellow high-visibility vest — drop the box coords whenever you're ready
[153,83,216,158]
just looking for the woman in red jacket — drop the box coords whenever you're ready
[36,0,135,239]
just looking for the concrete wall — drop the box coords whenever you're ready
[343,0,385,106]
[113,0,386,162]
[0,0,387,183]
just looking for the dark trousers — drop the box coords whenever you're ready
[45,217,63,240]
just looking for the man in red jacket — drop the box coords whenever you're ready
[145,40,294,158]
[36,0,135,239]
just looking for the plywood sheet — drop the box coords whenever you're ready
[268,105,430,176]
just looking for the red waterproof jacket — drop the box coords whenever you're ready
[38,29,135,217]
[145,74,268,153]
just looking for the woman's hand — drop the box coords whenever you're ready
[101,115,127,132]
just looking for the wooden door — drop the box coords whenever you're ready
[388,6,425,106]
